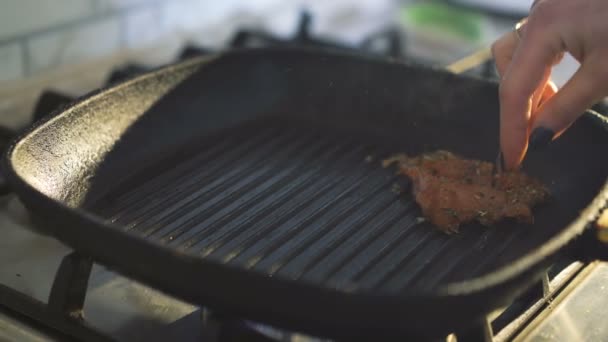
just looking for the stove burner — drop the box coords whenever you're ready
[32,90,73,122]
[230,11,403,59]
[106,64,151,85]
[179,46,213,60]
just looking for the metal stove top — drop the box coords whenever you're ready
[0,10,607,342]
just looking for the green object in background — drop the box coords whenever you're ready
[399,2,484,43]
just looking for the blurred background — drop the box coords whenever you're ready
[0,0,579,130]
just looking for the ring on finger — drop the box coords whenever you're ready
[514,17,528,40]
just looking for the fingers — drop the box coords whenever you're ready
[498,22,564,170]
[530,67,553,113]
[537,80,557,109]
[530,60,608,143]
[491,31,519,77]
[529,78,557,133]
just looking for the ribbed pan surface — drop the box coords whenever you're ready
[91,118,534,292]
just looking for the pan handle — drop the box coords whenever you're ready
[596,209,608,242]
[591,209,608,259]
[444,47,493,74]
[567,209,608,261]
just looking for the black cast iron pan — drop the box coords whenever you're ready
[5,48,608,340]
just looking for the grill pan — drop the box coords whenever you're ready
[5,48,608,340]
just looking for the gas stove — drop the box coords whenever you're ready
[0,11,606,342]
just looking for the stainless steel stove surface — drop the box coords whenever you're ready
[0,196,197,342]
[0,10,607,342]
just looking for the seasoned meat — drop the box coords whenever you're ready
[383,150,550,233]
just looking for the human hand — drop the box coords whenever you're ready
[492,0,608,170]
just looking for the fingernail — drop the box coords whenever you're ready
[529,127,554,151]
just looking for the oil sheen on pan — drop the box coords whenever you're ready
[383,150,550,233]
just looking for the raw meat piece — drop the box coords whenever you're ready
[383,150,550,233]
